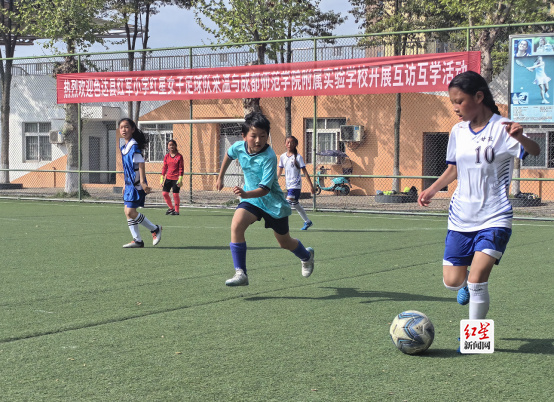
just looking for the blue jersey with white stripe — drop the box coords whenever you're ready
[446,114,525,231]
[120,139,145,202]
[228,141,291,219]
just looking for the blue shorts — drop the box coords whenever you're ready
[124,189,146,208]
[443,227,512,267]
[286,189,301,201]
[237,201,290,235]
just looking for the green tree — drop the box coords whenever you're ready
[194,0,291,115]
[109,0,193,123]
[440,0,552,82]
[0,0,35,184]
[349,0,454,192]
[268,0,344,136]
[22,0,121,194]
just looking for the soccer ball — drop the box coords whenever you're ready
[389,310,435,355]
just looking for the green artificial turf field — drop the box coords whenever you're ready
[0,200,552,401]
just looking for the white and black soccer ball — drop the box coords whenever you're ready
[389,310,435,355]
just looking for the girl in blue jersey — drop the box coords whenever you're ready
[119,118,162,248]
[216,112,314,286]
[418,71,540,323]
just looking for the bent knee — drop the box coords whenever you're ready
[443,278,465,291]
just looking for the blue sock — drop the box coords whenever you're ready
[292,239,310,261]
[230,242,247,274]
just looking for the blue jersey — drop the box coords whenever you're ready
[228,141,291,219]
[120,139,146,202]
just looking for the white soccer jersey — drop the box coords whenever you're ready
[279,152,306,190]
[446,114,525,232]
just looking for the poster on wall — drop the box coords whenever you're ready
[510,34,554,123]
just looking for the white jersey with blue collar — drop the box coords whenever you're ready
[279,152,306,190]
[446,114,525,232]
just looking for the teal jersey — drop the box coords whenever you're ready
[228,141,291,219]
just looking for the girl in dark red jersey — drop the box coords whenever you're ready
[160,140,184,215]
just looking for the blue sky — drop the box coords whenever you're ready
[13,0,359,58]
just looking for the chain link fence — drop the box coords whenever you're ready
[2,24,554,218]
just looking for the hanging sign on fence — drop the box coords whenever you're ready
[57,51,480,104]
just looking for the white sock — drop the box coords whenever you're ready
[136,213,157,232]
[127,218,142,242]
[468,281,489,319]
[288,200,310,222]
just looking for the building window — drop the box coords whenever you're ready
[521,132,554,168]
[140,123,173,162]
[305,118,346,164]
[24,122,51,161]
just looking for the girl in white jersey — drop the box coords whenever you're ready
[418,71,540,329]
[277,136,316,230]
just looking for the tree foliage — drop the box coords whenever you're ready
[108,0,193,121]
[0,1,37,183]
[439,0,553,81]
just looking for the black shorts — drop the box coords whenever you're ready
[163,179,181,193]
[237,202,290,235]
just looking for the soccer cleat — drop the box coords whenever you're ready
[152,225,162,246]
[301,220,313,231]
[301,247,315,277]
[165,208,174,215]
[457,286,470,305]
[123,240,144,248]
[170,210,180,215]
[225,269,249,286]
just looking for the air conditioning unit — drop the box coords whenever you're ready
[49,130,64,144]
[340,125,363,142]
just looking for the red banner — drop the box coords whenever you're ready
[57,51,480,104]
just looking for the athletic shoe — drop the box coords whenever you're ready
[152,225,162,246]
[165,208,174,215]
[123,240,144,248]
[301,247,315,277]
[457,286,470,305]
[225,269,249,286]
[547,92,550,98]
[301,220,313,231]
[170,210,180,215]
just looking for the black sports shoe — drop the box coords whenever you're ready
[165,208,175,215]
[170,210,180,215]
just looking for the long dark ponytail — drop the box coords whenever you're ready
[119,117,149,150]
[448,71,500,115]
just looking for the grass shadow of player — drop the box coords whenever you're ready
[245,287,452,303]
[496,338,554,355]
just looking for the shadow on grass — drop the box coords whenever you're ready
[152,246,275,250]
[245,286,452,303]
[496,338,554,355]
[410,349,461,358]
